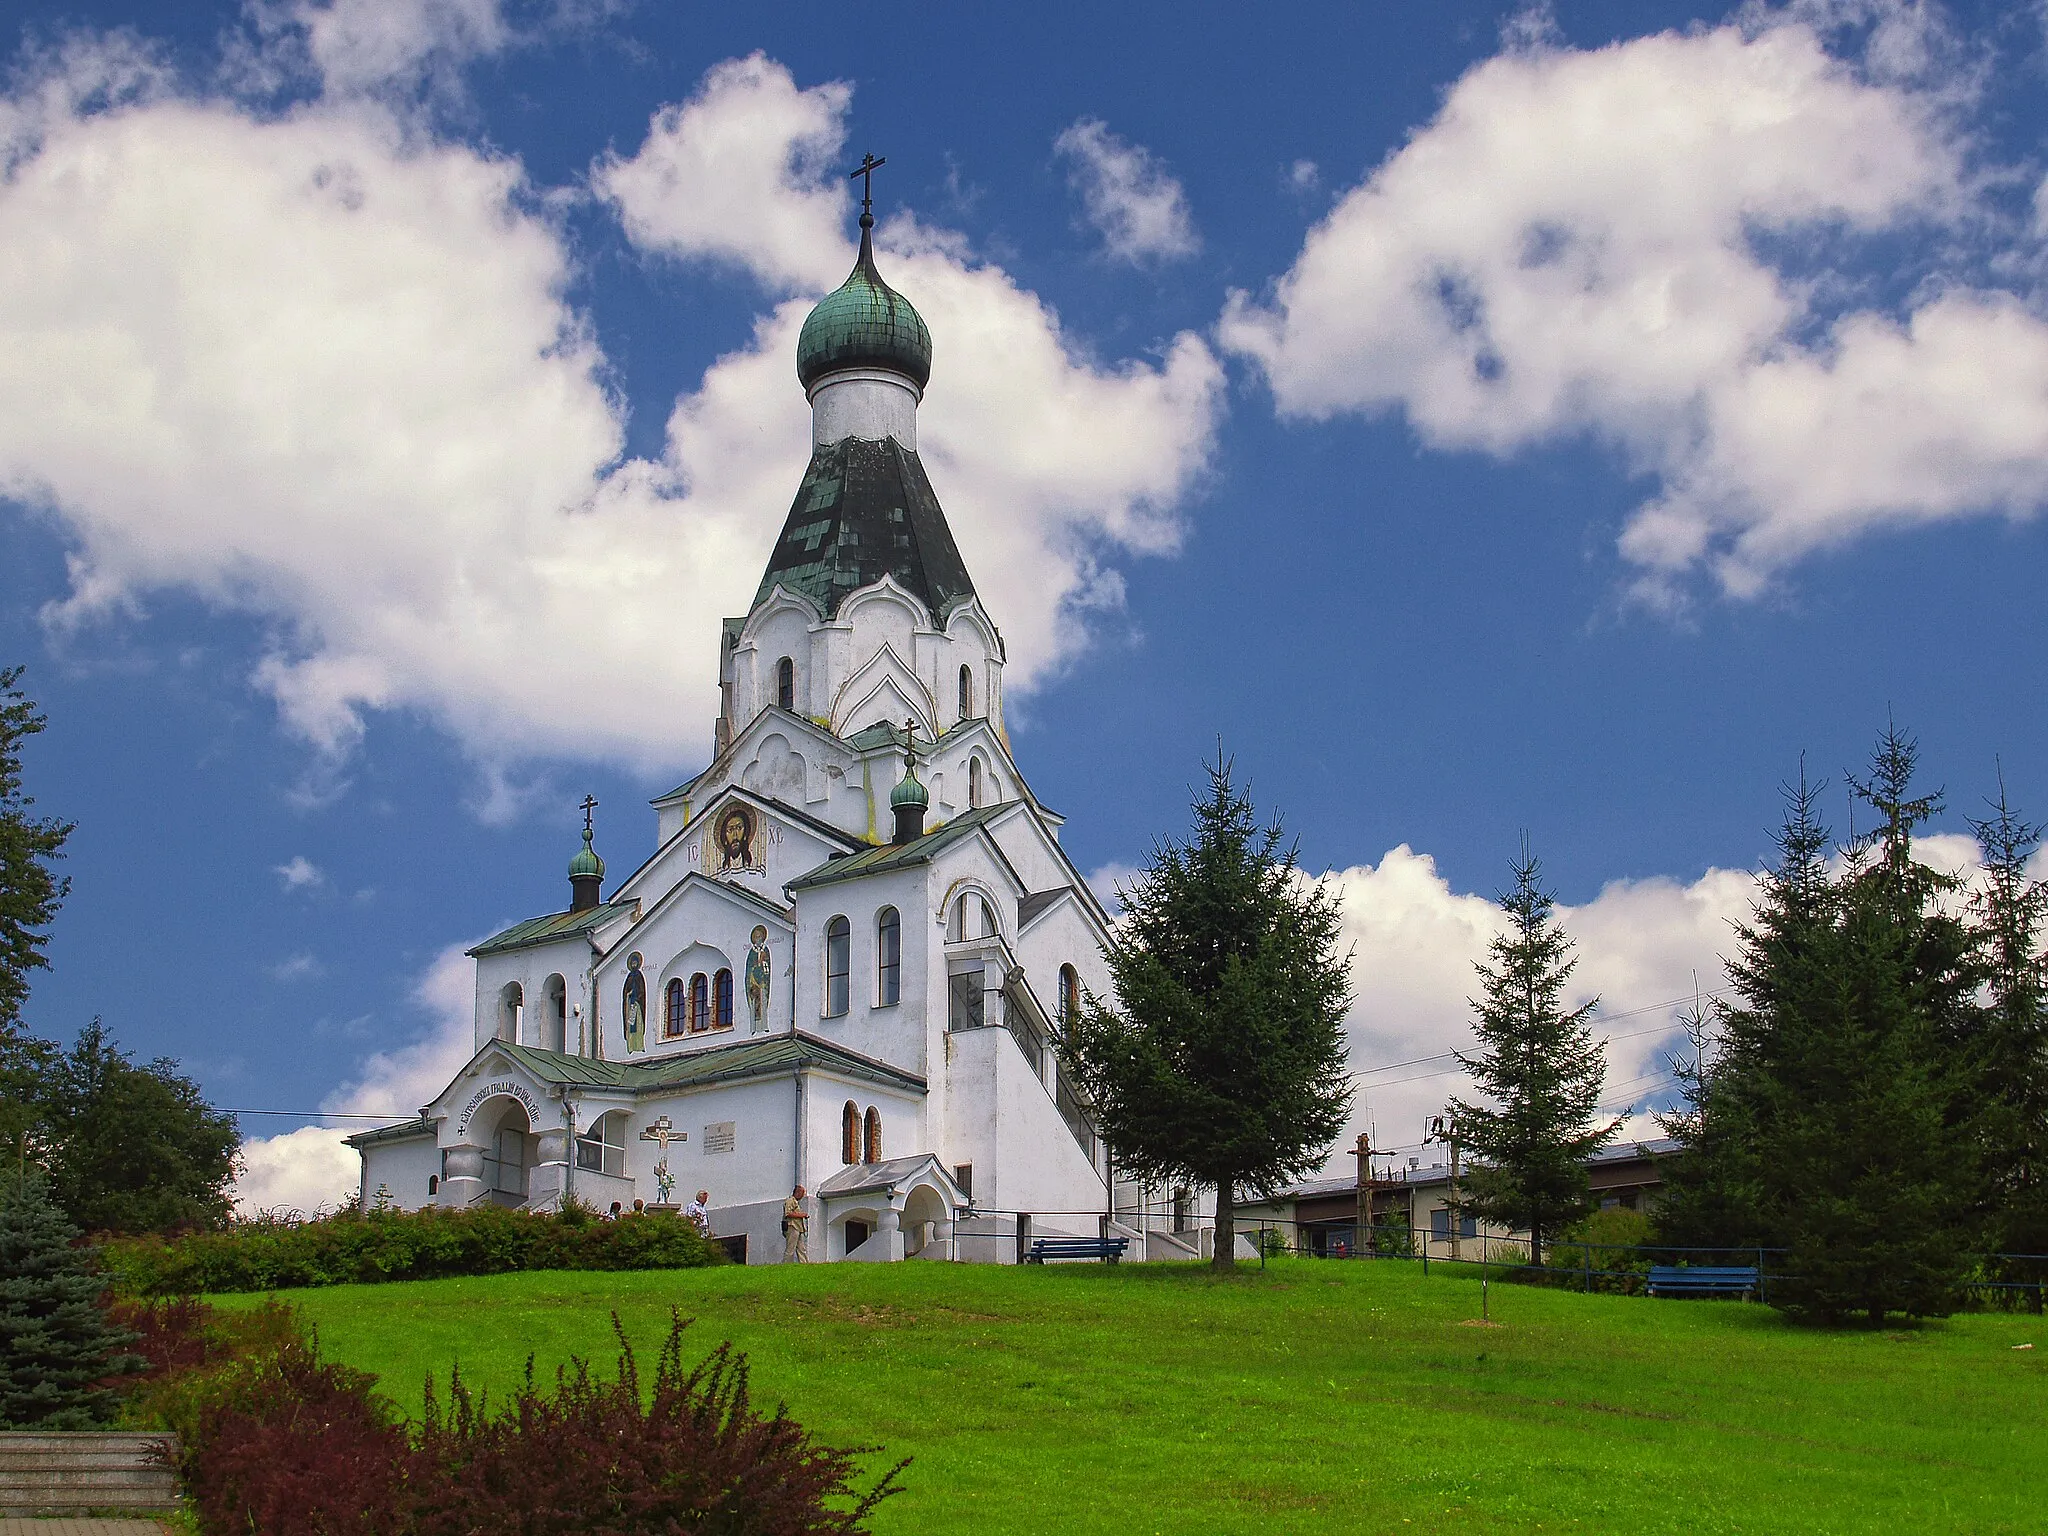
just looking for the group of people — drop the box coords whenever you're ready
[602,1188,715,1240]
[595,1183,812,1263]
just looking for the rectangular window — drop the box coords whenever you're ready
[952,1163,973,1199]
[948,969,984,1031]
[1430,1207,1450,1239]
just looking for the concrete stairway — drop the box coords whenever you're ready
[0,1434,179,1518]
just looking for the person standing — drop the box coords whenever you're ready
[782,1184,809,1262]
[685,1189,711,1237]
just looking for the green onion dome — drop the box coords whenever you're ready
[568,830,605,881]
[796,218,932,392]
[889,759,929,812]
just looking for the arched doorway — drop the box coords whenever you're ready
[480,1101,532,1207]
[902,1184,948,1258]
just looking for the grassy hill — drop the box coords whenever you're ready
[245,1258,2045,1535]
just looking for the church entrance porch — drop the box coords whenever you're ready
[480,1102,533,1207]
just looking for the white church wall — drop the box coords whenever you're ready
[802,864,931,1075]
[810,1074,924,1184]
[470,939,585,1054]
[808,370,918,449]
[937,1025,1103,1227]
[357,1134,440,1213]
[591,893,793,1059]
[631,1077,797,1211]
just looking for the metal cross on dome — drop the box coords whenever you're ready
[579,794,598,839]
[849,152,886,217]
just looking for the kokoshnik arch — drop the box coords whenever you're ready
[349,178,1198,1262]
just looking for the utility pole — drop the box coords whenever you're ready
[1347,1132,1368,1258]
[1427,1112,1464,1261]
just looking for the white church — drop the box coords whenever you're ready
[350,193,1201,1263]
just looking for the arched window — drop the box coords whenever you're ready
[497,982,523,1043]
[876,907,900,1005]
[958,664,972,719]
[863,1106,882,1164]
[842,1101,859,1165]
[714,968,734,1029]
[664,977,686,1038]
[427,1174,440,1196]
[776,656,795,712]
[690,972,709,1032]
[979,897,998,939]
[824,916,850,1017]
[1060,964,1081,1028]
[543,974,567,1052]
[968,757,983,809]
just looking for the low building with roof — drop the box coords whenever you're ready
[350,184,1115,1262]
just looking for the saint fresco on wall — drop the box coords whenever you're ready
[745,926,772,1033]
[622,952,647,1053]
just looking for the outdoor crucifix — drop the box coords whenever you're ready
[641,1115,685,1206]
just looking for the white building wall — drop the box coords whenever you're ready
[357,1135,441,1212]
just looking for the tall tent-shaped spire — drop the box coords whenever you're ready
[755,156,975,625]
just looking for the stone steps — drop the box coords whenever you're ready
[0,1435,179,1518]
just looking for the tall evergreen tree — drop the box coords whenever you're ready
[1060,756,1353,1271]
[1680,731,1977,1324]
[40,1020,241,1235]
[0,1169,139,1428]
[1451,848,1618,1267]
[1968,771,2048,1265]
[0,667,72,1040]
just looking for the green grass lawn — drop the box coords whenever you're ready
[231,1258,2047,1536]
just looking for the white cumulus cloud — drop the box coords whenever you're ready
[0,41,1221,782]
[1220,9,2048,606]
[1053,117,1199,265]
[232,939,478,1215]
[1321,846,1758,1173]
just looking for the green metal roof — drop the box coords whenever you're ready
[468,899,635,957]
[343,1116,433,1149]
[483,1034,924,1095]
[753,436,974,622]
[785,804,1009,891]
[796,227,932,391]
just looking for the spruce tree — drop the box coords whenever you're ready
[1968,772,2048,1269]
[0,667,72,1041]
[1693,731,1976,1324]
[1451,848,1618,1267]
[0,1169,138,1428]
[1060,756,1353,1271]
[1655,769,1834,1255]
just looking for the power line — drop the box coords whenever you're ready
[221,1108,411,1121]
[1353,987,1725,1086]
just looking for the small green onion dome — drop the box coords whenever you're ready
[890,760,929,812]
[796,219,932,392]
[568,832,605,881]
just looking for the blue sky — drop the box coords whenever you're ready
[6,0,2048,1206]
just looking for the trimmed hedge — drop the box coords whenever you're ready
[102,1203,721,1295]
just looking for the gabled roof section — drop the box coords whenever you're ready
[1018,886,1076,928]
[469,899,636,958]
[783,804,1012,892]
[478,1034,924,1096]
[816,1152,963,1202]
[754,437,974,621]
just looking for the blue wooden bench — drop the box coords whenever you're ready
[1026,1235,1129,1265]
[1647,1264,1759,1299]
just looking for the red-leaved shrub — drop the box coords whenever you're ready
[163,1304,903,1535]
[408,1311,905,1536]
[179,1329,409,1536]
